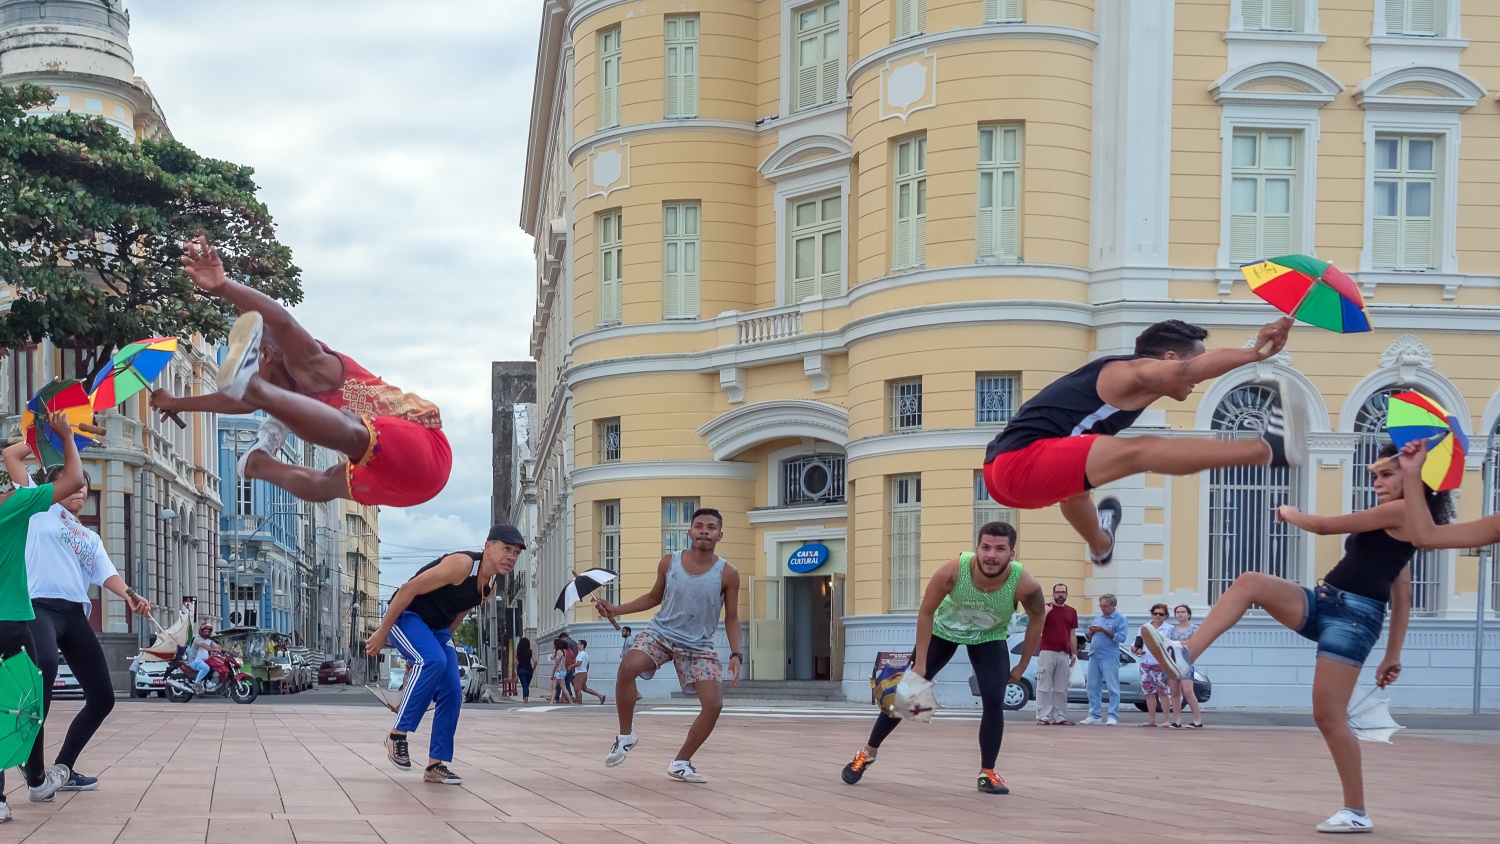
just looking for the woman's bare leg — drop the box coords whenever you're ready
[1184,572,1307,661]
[1312,658,1365,811]
[1181,679,1203,725]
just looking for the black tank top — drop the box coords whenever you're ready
[1322,529,1415,604]
[403,552,494,629]
[987,354,1146,460]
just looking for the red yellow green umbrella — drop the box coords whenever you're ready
[1240,254,1372,334]
[1385,391,1467,492]
[18,380,99,468]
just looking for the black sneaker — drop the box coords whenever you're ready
[59,771,98,792]
[977,769,1009,794]
[385,733,411,772]
[1089,497,1122,566]
[424,763,462,785]
[841,749,875,785]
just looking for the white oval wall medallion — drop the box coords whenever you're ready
[880,50,937,123]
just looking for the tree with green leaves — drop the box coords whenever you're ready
[0,82,301,381]
[454,614,479,650]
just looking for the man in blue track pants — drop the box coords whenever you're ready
[365,525,523,784]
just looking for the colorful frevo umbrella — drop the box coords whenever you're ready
[0,651,45,770]
[19,380,99,468]
[1241,254,1372,334]
[90,337,186,428]
[1384,390,1468,491]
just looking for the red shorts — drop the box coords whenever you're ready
[347,417,453,507]
[983,435,1099,510]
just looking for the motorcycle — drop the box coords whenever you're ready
[164,650,257,704]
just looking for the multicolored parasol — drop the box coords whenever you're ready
[18,380,99,468]
[90,337,186,428]
[1384,390,1468,491]
[1240,255,1372,334]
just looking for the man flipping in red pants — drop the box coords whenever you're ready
[982,317,1308,565]
[152,237,451,507]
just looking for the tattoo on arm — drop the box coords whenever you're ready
[1021,587,1046,617]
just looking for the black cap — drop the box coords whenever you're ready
[487,524,526,548]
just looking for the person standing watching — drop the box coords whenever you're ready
[1080,594,1127,725]
[1035,583,1077,725]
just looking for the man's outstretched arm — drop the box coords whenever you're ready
[181,236,330,369]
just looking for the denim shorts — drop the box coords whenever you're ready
[1294,583,1386,667]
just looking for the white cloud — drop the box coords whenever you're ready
[127,0,543,590]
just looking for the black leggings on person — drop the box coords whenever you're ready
[0,620,46,792]
[29,598,115,771]
[867,635,1011,770]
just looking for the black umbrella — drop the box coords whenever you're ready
[555,568,618,613]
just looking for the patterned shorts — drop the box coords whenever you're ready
[630,630,723,686]
[1140,662,1169,695]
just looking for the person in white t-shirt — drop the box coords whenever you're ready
[571,640,607,704]
[4,442,151,796]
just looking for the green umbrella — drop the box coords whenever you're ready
[0,652,45,770]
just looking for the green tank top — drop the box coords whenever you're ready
[931,554,1022,645]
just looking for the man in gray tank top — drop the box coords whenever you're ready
[594,507,742,784]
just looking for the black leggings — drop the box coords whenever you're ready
[29,599,115,771]
[867,635,1011,770]
[0,620,46,791]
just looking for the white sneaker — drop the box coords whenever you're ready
[0,801,10,822]
[667,761,709,783]
[604,734,637,768]
[1316,809,1373,833]
[236,416,290,479]
[1277,379,1310,468]
[216,311,264,400]
[1140,624,1189,682]
[1079,716,1102,725]
[1105,717,1118,726]
[28,763,68,803]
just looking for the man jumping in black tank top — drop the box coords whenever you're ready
[982,317,1308,564]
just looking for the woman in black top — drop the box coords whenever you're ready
[1142,444,1452,835]
[515,638,536,703]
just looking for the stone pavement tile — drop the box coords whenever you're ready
[525,823,643,843]
[209,819,296,844]
[367,819,474,844]
[447,821,559,843]
[289,818,383,843]
[118,817,209,843]
[20,819,127,844]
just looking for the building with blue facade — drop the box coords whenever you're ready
[218,413,307,638]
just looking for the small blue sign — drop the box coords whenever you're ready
[787,543,830,574]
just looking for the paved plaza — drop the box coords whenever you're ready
[2,696,1494,843]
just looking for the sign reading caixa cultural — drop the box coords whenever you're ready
[787,543,830,574]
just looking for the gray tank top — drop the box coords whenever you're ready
[648,551,726,650]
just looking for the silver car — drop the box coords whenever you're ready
[969,635,1213,711]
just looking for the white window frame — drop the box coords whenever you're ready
[983,0,1022,23]
[1377,0,1452,38]
[598,26,622,130]
[791,1,842,113]
[779,1,848,120]
[893,0,925,41]
[1370,133,1439,272]
[661,497,700,555]
[977,124,1021,262]
[889,474,922,612]
[1360,114,1459,275]
[1217,110,1320,270]
[773,160,849,305]
[788,189,845,303]
[892,134,927,270]
[599,500,622,604]
[975,372,1018,426]
[1228,129,1299,264]
[598,418,621,463]
[662,201,701,319]
[973,470,1016,540]
[890,378,923,432]
[598,209,624,325]
[664,15,699,119]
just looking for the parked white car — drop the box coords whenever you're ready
[131,660,169,698]
[456,650,487,703]
[53,654,83,700]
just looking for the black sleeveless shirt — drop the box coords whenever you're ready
[1322,529,1416,604]
[987,354,1146,460]
[404,551,495,629]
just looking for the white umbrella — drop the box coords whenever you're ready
[1348,686,1405,744]
[555,568,618,613]
[892,672,939,723]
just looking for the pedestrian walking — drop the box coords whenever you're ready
[1035,583,1077,725]
[550,638,575,704]
[572,641,606,704]
[1080,594,1126,725]
[515,637,536,703]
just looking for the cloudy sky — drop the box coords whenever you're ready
[130,0,546,594]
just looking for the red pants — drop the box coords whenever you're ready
[347,417,453,507]
[983,435,1098,509]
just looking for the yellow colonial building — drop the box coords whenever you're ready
[521,0,1500,708]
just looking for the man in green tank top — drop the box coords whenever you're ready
[841,522,1046,795]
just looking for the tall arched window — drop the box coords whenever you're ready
[1206,384,1305,601]
[1352,387,1440,615]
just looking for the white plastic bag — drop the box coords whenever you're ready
[892,672,938,722]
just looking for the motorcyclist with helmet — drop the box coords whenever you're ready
[188,624,222,692]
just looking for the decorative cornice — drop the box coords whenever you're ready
[846,428,992,464]
[1380,333,1434,369]
[1354,65,1486,112]
[697,399,850,460]
[747,503,848,526]
[1210,60,1343,108]
[758,133,854,182]
[847,24,1099,93]
[570,460,757,488]
[567,119,756,167]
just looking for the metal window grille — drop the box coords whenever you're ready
[781,454,846,507]
[973,471,1016,538]
[891,378,923,432]
[662,497,700,555]
[1206,384,1305,601]
[890,475,922,611]
[599,419,621,463]
[975,373,1017,425]
[1352,388,1441,615]
[599,500,621,604]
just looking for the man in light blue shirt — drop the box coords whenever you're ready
[1081,594,1128,725]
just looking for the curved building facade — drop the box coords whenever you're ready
[522,0,1500,707]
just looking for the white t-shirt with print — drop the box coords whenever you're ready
[575,651,591,673]
[21,479,117,609]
